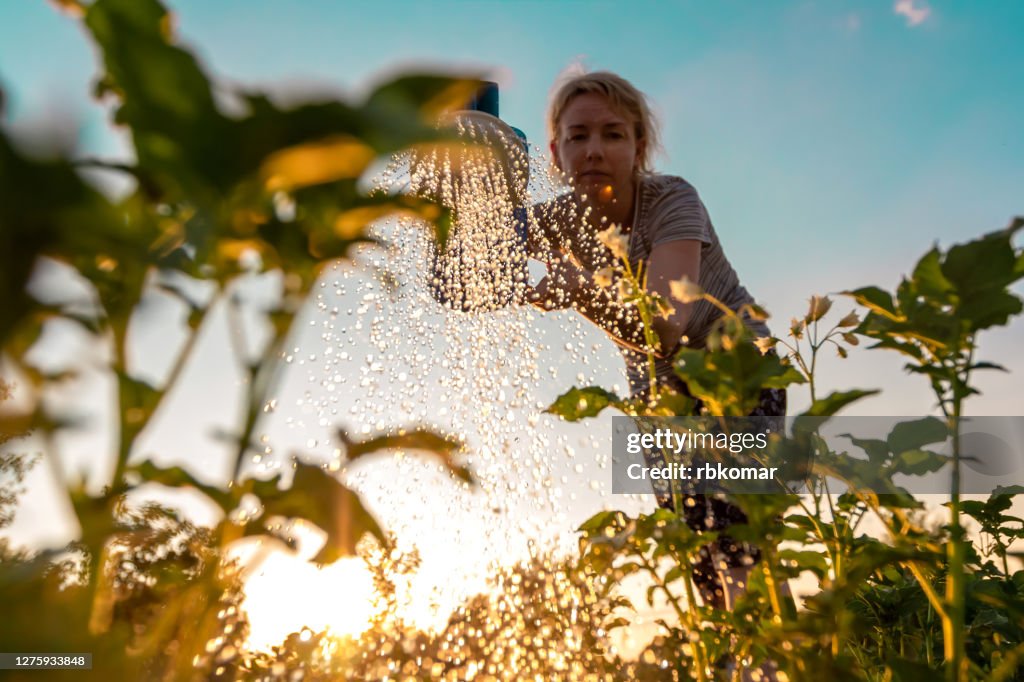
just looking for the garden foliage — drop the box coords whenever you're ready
[0,0,1021,680]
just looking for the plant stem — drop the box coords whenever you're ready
[229,291,301,485]
[639,551,709,682]
[944,368,967,682]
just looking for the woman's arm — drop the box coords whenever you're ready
[528,239,702,359]
[646,239,701,355]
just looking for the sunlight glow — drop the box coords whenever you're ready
[242,551,377,651]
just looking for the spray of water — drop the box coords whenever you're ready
[242,111,664,675]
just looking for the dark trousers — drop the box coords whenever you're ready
[645,387,787,609]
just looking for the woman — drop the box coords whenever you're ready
[526,70,786,610]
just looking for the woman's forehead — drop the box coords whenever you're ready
[560,93,633,128]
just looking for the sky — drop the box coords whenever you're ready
[1,0,1023,648]
[3,0,1021,417]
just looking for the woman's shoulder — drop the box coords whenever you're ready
[637,174,706,223]
[640,173,701,202]
[636,174,712,247]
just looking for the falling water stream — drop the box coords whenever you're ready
[241,114,658,670]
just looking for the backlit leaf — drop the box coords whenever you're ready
[802,389,879,418]
[338,427,471,485]
[545,386,622,422]
[260,460,386,564]
[260,136,376,191]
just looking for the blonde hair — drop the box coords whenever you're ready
[547,70,662,175]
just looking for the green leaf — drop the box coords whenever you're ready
[117,371,162,429]
[863,335,924,362]
[0,132,120,348]
[613,561,643,581]
[801,389,880,417]
[969,608,1008,629]
[331,192,453,249]
[960,289,1023,333]
[365,75,483,121]
[910,246,954,300]
[886,417,948,455]
[885,658,939,681]
[942,227,1020,296]
[604,616,631,630]
[840,434,890,464]
[628,386,696,417]
[663,566,684,585]
[337,427,471,485]
[777,549,828,578]
[893,449,949,476]
[970,361,1007,372]
[128,460,234,512]
[84,0,233,196]
[674,339,805,417]
[578,510,624,534]
[843,286,901,322]
[874,491,924,510]
[545,386,622,422]
[260,460,386,564]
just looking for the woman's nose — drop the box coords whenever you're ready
[585,139,603,160]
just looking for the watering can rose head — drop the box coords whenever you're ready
[409,110,529,209]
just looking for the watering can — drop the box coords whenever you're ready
[422,81,530,312]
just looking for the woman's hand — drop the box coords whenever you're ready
[526,240,703,359]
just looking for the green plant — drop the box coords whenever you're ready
[0,0,477,676]
[545,221,1024,680]
[846,221,1024,681]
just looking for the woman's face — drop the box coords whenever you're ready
[551,92,643,209]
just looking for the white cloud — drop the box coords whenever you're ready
[894,0,931,27]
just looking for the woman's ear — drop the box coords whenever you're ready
[635,136,646,172]
[549,139,561,170]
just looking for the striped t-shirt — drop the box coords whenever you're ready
[532,174,771,397]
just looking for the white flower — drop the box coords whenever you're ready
[596,224,630,261]
[669,276,704,304]
[837,311,860,328]
[805,295,832,322]
[592,267,614,288]
[754,336,778,355]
